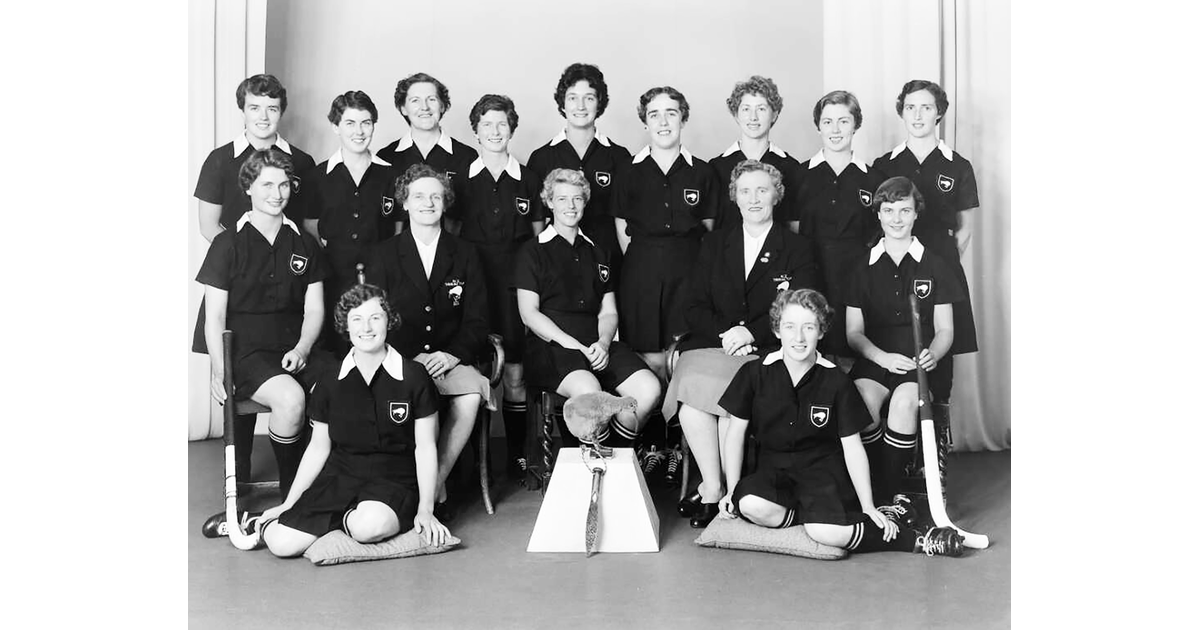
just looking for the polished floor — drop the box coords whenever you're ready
[188,438,1010,629]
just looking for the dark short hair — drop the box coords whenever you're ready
[725,75,783,117]
[237,148,294,193]
[236,74,287,113]
[812,90,863,130]
[395,163,455,211]
[334,284,399,335]
[872,176,925,216]
[327,90,379,124]
[540,168,591,208]
[728,160,785,204]
[469,94,519,133]
[554,63,610,118]
[393,72,451,124]
[895,79,949,122]
[637,86,690,124]
[770,289,834,336]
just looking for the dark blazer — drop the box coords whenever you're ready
[367,230,489,366]
[679,222,818,353]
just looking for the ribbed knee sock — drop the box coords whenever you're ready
[502,399,527,463]
[270,428,306,499]
[882,428,917,500]
[846,519,918,553]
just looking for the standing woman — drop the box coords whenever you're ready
[872,79,979,402]
[708,75,805,232]
[304,90,400,350]
[194,148,331,500]
[795,90,884,369]
[459,94,544,477]
[612,86,719,381]
[844,177,964,502]
[514,169,661,447]
[367,164,493,520]
[665,160,818,528]
[527,63,632,273]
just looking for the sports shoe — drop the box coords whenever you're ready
[879,494,931,531]
[664,447,682,486]
[201,510,260,538]
[509,456,528,479]
[915,526,965,557]
[639,445,665,477]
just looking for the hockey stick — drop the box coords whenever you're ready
[218,330,262,550]
[909,294,989,549]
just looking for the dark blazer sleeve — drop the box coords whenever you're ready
[444,241,489,366]
[681,231,723,348]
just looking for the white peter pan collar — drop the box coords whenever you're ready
[233,134,292,157]
[395,130,455,154]
[720,141,788,159]
[234,212,301,235]
[338,345,406,380]
[536,224,594,246]
[888,139,954,161]
[632,145,694,166]
[807,149,868,173]
[868,237,926,265]
[467,154,522,180]
[762,350,836,368]
[325,148,391,174]
[549,129,612,147]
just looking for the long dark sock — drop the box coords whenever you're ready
[502,400,527,465]
[846,519,918,553]
[234,414,257,481]
[860,424,884,499]
[882,428,917,500]
[270,428,305,499]
[601,416,639,448]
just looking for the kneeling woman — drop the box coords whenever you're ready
[368,164,493,519]
[718,289,962,557]
[514,168,661,447]
[259,285,450,557]
[666,159,817,528]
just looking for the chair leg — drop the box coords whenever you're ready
[678,430,692,503]
[477,406,495,515]
[540,390,555,496]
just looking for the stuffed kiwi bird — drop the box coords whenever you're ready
[563,392,639,447]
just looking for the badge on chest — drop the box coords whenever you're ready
[858,189,872,207]
[683,189,700,206]
[515,197,531,215]
[445,278,465,306]
[382,196,395,216]
[773,273,791,292]
[810,405,830,428]
[290,175,302,194]
[289,253,309,275]
[597,264,610,283]
[595,171,611,187]
[937,174,955,192]
[913,279,932,299]
[389,401,410,424]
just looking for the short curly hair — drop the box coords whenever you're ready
[895,79,949,123]
[728,159,785,204]
[334,284,399,336]
[540,168,591,209]
[236,74,287,113]
[395,163,455,212]
[872,176,925,216]
[725,75,783,118]
[327,90,378,125]
[237,148,294,193]
[812,90,863,130]
[770,289,834,336]
[553,63,610,118]
[469,94,519,134]
[637,86,690,124]
[393,72,451,124]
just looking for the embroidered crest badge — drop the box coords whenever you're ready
[937,174,955,192]
[290,175,302,194]
[382,196,395,216]
[683,189,700,206]
[446,170,456,181]
[289,254,309,275]
[389,402,410,424]
[859,189,872,207]
[774,273,792,292]
[595,171,611,187]
[914,279,932,299]
[448,285,463,306]
[598,264,610,283]
[515,197,530,215]
[810,405,830,428]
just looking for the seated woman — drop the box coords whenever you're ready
[844,176,964,503]
[514,168,661,448]
[665,159,817,528]
[258,284,450,557]
[718,289,963,557]
[367,164,493,521]
[194,147,331,500]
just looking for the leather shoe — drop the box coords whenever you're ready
[689,502,719,528]
[677,490,703,517]
[434,498,458,524]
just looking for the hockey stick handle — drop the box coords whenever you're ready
[221,331,262,550]
[908,294,934,423]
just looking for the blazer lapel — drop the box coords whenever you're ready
[426,233,455,292]
[397,231,431,297]
[723,228,747,296]
[744,224,781,291]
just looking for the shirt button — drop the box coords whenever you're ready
[579,300,585,306]
[353,212,359,219]
[424,306,432,313]
[425,325,432,331]
[831,199,837,205]
[493,208,500,214]
[665,223,671,229]
[354,191,360,196]
[894,274,899,279]
[738,320,745,325]
[663,202,669,207]
[424,344,431,351]
[352,233,358,240]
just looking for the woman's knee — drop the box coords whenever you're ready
[888,385,919,431]
[804,523,852,548]
[620,370,662,406]
[347,503,400,543]
[557,371,601,398]
[264,525,316,558]
[737,495,782,526]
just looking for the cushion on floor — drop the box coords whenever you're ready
[693,517,848,560]
[305,529,461,566]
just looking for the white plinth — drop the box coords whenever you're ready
[526,447,660,553]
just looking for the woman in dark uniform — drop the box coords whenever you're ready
[665,160,818,528]
[795,90,884,370]
[514,168,661,447]
[303,90,400,351]
[845,176,964,503]
[258,284,451,557]
[459,94,543,477]
[367,164,493,519]
[612,86,719,380]
[194,148,331,499]
[872,79,979,402]
[717,289,963,557]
